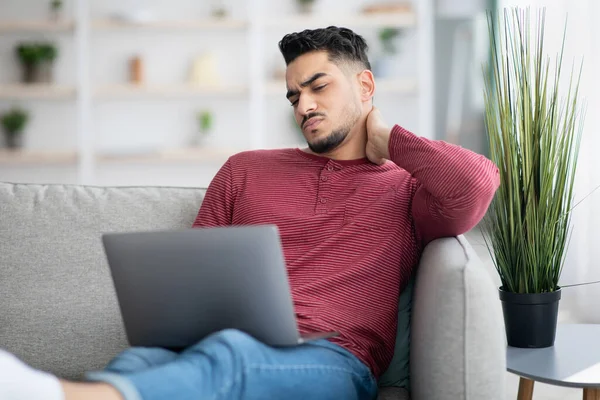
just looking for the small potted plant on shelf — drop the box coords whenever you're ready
[373,27,403,78]
[16,42,58,84]
[296,0,316,14]
[1,108,29,150]
[191,110,214,147]
[211,0,228,19]
[49,0,63,21]
[482,8,584,348]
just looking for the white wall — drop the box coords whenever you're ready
[0,0,421,188]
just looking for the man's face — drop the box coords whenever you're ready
[285,51,362,154]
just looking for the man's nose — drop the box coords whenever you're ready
[298,94,317,116]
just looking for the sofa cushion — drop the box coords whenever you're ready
[378,387,410,400]
[0,182,206,380]
[378,276,413,390]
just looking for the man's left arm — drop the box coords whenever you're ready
[367,109,500,245]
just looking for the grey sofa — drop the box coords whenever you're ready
[0,182,506,400]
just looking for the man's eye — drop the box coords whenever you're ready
[314,85,327,91]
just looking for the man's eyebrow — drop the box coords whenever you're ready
[286,72,329,99]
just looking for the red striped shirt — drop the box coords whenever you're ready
[193,125,499,377]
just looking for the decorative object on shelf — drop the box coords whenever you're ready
[129,55,144,84]
[49,0,63,21]
[16,42,58,84]
[361,2,412,15]
[109,9,157,24]
[373,27,403,78]
[189,53,221,86]
[482,8,584,349]
[211,0,228,18]
[191,110,214,147]
[296,0,317,14]
[1,107,29,150]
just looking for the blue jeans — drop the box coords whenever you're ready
[86,329,378,400]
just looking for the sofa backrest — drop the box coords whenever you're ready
[0,182,205,379]
[0,181,415,387]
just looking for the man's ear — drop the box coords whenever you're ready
[358,69,375,102]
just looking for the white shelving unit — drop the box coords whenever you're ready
[0,0,435,187]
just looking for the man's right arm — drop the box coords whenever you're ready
[193,158,236,228]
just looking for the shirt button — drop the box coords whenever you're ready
[320,198,327,204]
[321,176,328,182]
[327,165,334,171]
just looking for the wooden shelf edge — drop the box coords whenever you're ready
[92,18,248,30]
[0,149,78,165]
[264,11,417,29]
[94,84,247,98]
[0,84,77,100]
[96,148,240,164]
[0,148,238,166]
[0,20,75,33]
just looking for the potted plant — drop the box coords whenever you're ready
[211,0,228,18]
[1,108,29,150]
[49,0,63,21]
[482,8,584,348]
[296,0,316,14]
[191,110,214,147]
[373,27,402,78]
[16,43,58,84]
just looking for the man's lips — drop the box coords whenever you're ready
[303,118,322,130]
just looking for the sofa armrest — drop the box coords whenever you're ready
[409,235,506,400]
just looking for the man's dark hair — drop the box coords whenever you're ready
[278,26,371,71]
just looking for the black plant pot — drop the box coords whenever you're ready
[499,287,561,348]
[21,62,53,84]
[4,133,23,149]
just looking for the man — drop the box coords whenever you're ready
[1,26,499,400]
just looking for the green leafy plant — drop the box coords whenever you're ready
[197,110,213,134]
[50,0,63,11]
[379,27,402,54]
[482,8,585,294]
[297,0,315,4]
[1,108,29,136]
[16,43,58,66]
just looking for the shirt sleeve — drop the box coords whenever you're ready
[192,158,236,228]
[0,349,64,400]
[387,125,500,245]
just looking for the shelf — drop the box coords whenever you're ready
[97,147,238,164]
[265,78,417,96]
[94,84,247,99]
[0,84,77,100]
[92,18,247,31]
[0,149,78,165]
[0,148,237,166]
[0,20,75,33]
[264,11,416,29]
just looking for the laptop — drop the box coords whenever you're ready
[101,224,338,350]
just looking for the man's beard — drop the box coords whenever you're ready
[307,127,349,154]
[306,104,360,154]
